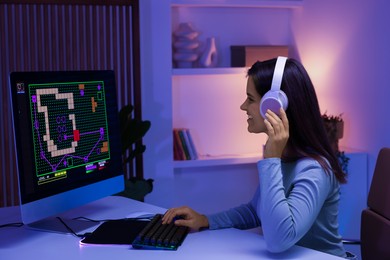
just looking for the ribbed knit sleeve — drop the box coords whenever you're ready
[206,190,260,230]
[257,158,331,253]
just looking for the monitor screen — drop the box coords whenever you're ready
[9,70,124,232]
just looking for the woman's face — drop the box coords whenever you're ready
[240,76,267,133]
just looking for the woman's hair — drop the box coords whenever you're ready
[247,58,346,183]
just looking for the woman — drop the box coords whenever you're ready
[162,57,348,258]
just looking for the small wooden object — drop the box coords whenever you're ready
[230,45,289,67]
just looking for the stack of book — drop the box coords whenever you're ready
[173,128,198,160]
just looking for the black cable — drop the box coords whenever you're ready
[57,216,154,238]
[72,216,101,222]
[56,217,86,238]
[72,216,154,222]
[342,239,361,245]
[0,216,152,232]
[0,222,24,228]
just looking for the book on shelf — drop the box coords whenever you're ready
[173,128,198,160]
[178,130,191,160]
[184,128,198,160]
[173,129,185,160]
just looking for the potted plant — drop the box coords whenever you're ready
[115,104,153,201]
[322,112,350,174]
[322,112,344,153]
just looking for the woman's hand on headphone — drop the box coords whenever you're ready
[263,108,289,159]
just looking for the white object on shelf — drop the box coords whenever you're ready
[199,37,218,68]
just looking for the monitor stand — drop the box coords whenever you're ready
[27,217,99,234]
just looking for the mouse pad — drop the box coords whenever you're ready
[80,219,150,245]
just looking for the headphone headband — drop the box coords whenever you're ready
[270,56,288,91]
[259,56,288,118]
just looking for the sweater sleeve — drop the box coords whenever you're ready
[206,189,261,230]
[257,158,331,253]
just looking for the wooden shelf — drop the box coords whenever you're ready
[171,0,303,9]
[173,153,261,168]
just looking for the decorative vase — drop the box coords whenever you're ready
[172,23,200,68]
[199,37,218,68]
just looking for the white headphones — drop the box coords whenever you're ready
[259,56,288,118]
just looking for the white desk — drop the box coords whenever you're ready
[0,196,342,260]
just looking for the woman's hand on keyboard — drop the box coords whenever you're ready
[162,206,209,231]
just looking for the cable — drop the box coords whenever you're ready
[72,216,101,222]
[342,239,361,245]
[72,216,154,222]
[0,216,152,232]
[56,217,86,238]
[57,216,154,238]
[0,222,24,228]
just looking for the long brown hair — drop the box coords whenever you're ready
[248,58,346,184]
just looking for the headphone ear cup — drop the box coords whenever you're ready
[278,90,288,110]
[259,56,289,118]
[259,90,288,118]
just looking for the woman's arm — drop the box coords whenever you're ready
[162,197,260,231]
[206,195,260,230]
[257,158,331,252]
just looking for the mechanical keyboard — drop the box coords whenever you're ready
[132,214,189,250]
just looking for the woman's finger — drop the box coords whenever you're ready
[162,207,189,224]
[265,110,283,133]
[279,108,289,131]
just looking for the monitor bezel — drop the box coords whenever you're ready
[9,70,125,225]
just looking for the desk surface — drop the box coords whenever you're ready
[0,196,342,260]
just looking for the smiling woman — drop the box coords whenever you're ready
[163,57,350,258]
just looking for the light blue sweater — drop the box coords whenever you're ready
[206,158,347,257]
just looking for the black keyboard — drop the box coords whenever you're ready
[132,214,189,250]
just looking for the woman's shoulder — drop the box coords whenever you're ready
[285,157,323,169]
[285,157,332,180]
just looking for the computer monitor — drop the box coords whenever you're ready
[9,70,124,233]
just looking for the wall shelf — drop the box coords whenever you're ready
[142,0,302,209]
[173,153,261,168]
[172,67,248,76]
[171,0,303,9]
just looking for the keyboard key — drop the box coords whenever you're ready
[157,222,174,245]
[171,226,189,246]
[135,214,160,242]
[132,213,189,250]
